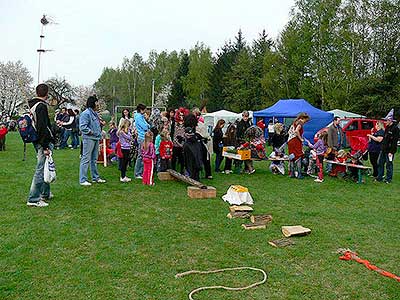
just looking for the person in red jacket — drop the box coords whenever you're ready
[159,129,173,172]
[0,123,8,151]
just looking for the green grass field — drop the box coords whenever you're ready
[0,132,399,299]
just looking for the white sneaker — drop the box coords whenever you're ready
[93,178,106,183]
[120,177,131,183]
[135,176,143,179]
[314,178,324,183]
[80,181,92,186]
[27,200,49,207]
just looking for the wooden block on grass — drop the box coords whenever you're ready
[268,238,294,248]
[226,211,251,219]
[250,214,273,224]
[187,186,217,199]
[229,205,253,213]
[242,222,267,230]
[157,172,176,181]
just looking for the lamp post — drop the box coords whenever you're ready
[37,15,54,84]
[151,79,155,109]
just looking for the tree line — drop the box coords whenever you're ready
[1,0,398,118]
[95,0,399,118]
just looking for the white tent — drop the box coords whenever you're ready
[204,110,242,133]
[328,109,365,119]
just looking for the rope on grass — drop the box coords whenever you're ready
[175,266,268,300]
[337,248,400,282]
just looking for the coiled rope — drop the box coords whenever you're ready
[175,266,268,300]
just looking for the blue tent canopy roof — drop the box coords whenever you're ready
[253,99,334,141]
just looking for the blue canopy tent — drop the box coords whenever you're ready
[253,99,334,141]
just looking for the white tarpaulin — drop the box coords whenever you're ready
[222,185,254,205]
[204,110,242,133]
[328,109,365,119]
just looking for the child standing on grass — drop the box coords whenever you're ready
[142,131,156,185]
[108,121,118,150]
[0,123,8,151]
[154,131,161,172]
[159,129,173,172]
[117,119,132,183]
[306,131,328,183]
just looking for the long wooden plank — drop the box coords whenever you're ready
[324,160,371,170]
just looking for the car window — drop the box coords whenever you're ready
[361,121,373,130]
[340,120,350,128]
[346,121,359,131]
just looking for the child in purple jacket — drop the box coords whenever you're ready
[117,119,132,182]
[307,131,328,183]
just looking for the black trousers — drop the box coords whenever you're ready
[160,158,171,172]
[172,146,185,174]
[0,137,5,150]
[224,158,232,171]
[369,152,380,177]
[120,149,130,178]
[201,145,212,177]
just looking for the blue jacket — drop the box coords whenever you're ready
[134,113,149,142]
[79,108,102,140]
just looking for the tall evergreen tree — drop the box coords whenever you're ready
[168,51,190,108]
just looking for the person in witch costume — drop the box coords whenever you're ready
[376,109,399,184]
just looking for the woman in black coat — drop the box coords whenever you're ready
[212,119,225,172]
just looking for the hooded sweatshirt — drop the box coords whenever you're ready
[28,97,54,149]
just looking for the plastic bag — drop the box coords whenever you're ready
[44,152,56,183]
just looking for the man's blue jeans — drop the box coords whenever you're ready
[79,138,100,183]
[134,140,144,177]
[27,143,54,203]
[377,152,394,182]
[60,129,72,149]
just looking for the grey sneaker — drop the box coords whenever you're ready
[93,178,106,183]
[41,192,54,201]
[27,200,49,207]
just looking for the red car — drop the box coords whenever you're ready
[314,118,383,147]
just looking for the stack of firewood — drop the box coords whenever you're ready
[227,205,273,230]
[226,205,311,248]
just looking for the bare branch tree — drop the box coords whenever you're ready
[0,61,33,116]
[46,76,76,108]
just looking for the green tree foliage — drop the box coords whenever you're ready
[94,0,399,118]
[182,43,213,107]
[168,51,190,108]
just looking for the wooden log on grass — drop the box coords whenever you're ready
[229,205,253,213]
[167,169,207,189]
[187,186,216,199]
[242,222,267,230]
[226,211,251,219]
[157,172,176,181]
[250,214,273,224]
[268,238,294,248]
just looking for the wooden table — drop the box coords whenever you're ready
[324,159,372,183]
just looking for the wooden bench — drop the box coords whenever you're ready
[324,160,372,183]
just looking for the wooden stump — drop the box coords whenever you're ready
[187,186,217,199]
[157,172,176,181]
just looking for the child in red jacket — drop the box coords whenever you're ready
[0,123,8,151]
[159,129,173,172]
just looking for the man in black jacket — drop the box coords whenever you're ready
[376,109,399,183]
[235,111,253,173]
[27,83,55,207]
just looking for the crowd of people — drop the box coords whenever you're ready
[20,83,400,207]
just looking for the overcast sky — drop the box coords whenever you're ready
[1,0,294,86]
